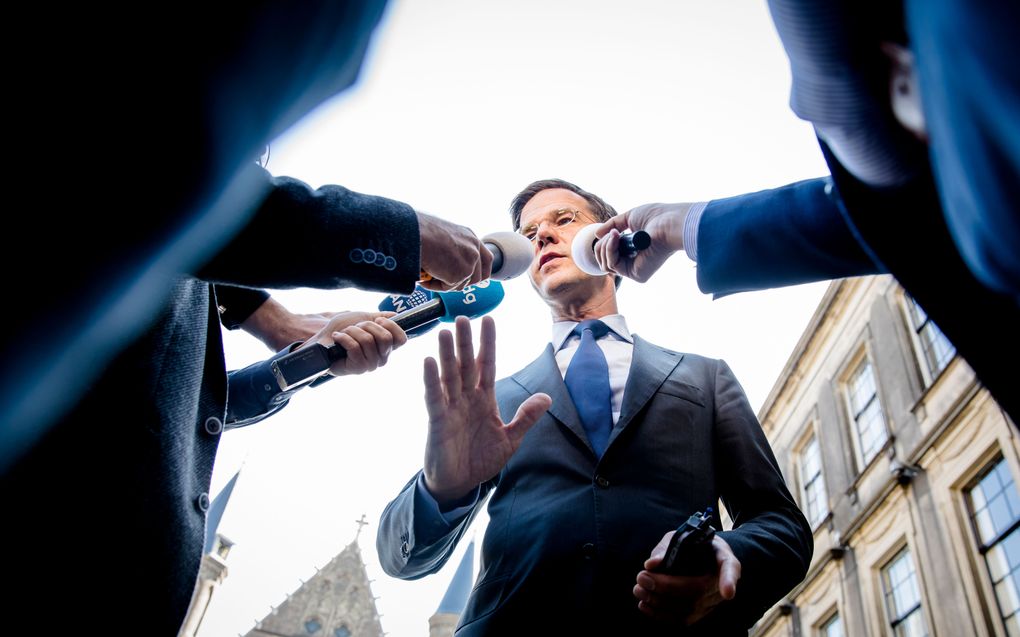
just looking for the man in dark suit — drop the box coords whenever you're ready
[377,179,812,635]
[2,0,492,471]
[593,0,1020,423]
[1,2,494,634]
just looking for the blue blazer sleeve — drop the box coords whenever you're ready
[223,347,300,428]
[696,177,883,296]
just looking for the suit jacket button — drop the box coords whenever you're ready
[195,492,210,513]
[349,248,364,263]
[595,475,609,488]
[384,256,396,271]
[362,249,377,264]
[582,543,596,559]
[204,416,223,435]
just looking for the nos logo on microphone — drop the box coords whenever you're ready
[387,287,432,313]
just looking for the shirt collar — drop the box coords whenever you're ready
[551,314,632,352]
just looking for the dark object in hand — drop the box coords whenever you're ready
[656,508,717,575]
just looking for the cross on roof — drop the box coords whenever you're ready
[354,514,369,541]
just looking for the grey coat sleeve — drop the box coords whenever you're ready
[377,471,494,580]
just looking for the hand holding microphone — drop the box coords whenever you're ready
[581,203,693,283]
[272,281,506,390]
[309,311,409,377]
[417,212,490,291]
[417,211,532,291]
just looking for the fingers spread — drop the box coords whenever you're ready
[455,316,477,389]
[423,357,445,417]
[477,316,497,390]
[437,328,462,400]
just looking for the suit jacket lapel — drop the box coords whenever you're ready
[510,344,591,452]
[610,335,684,447]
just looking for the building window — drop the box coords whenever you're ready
[904,297,955,382]
[334,626,351,637]
[846,356,888,466]
[966,458,1020,635]
[304,618,322,634]
[881,548,929,637]
[820,613,844,637]
[799,433,829,527]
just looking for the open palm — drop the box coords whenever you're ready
[422,316,551,504]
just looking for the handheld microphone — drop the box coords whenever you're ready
[420,231,532,283]
[271,281,505,390]
[571,223,650,276]
[483,231,533,280]
[379,286,438,338]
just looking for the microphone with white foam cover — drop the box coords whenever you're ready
[571,223,651,276]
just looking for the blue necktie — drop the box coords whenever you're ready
[564,319,613,458]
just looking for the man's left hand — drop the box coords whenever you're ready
[633,532,741,625]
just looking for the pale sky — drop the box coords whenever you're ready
[199,2,830,636]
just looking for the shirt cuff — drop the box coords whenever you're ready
[414,474,479,526]
[684,201,709,263]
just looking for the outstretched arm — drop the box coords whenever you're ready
[377,316,551,579]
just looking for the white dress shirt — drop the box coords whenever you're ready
[551,314,633,425]
[418,314,636,521]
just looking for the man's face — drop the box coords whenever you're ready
[518,188,610,306]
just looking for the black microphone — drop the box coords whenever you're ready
[378,286,439,338]
[619,230,652,256]
[270,281,505,391]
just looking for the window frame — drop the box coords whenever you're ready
[899,294,955,386]
[796,423,830,530]
[840,347,890,471]
[963,455,1020,636]
[879,545,929,637]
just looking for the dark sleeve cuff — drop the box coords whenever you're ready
[214,285,271,329]
[225,343,303,427]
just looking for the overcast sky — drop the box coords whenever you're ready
[198,2,831,636]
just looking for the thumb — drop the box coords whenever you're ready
[505,393,552,444]
[338,310,378,323]
[718,554,741,600]
[644,531,674,569]
[593,213,631,239]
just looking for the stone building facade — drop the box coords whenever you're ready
[751,275,1016,637]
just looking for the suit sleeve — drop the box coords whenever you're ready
[377,471,494,580]
[696,177,883,296]
[213,285,271,329]
[198,164,421,295]
[710,360,813,629]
